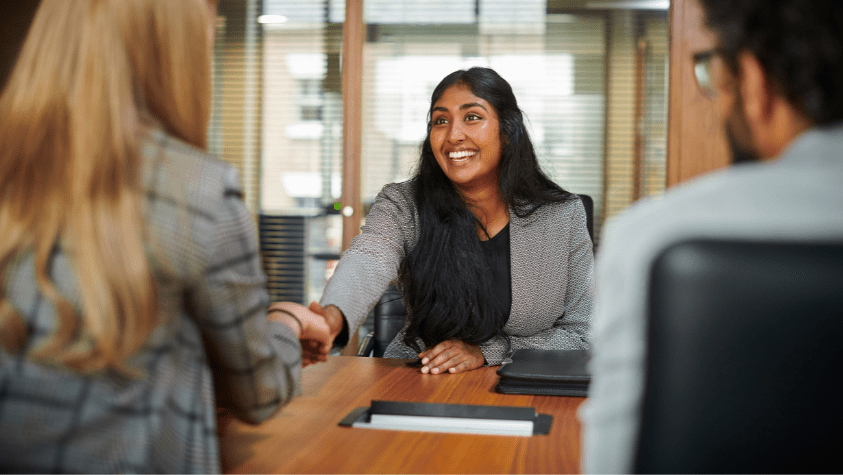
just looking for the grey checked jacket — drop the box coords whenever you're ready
[321,181,594,364]
[0,127,301,473]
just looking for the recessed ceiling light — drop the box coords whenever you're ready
[258,15,289,24]
[585,0,670,10]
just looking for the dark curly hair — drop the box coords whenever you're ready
[698,0,843,125]
[399,67,574,353]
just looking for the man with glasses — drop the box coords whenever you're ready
[580,0,843,472]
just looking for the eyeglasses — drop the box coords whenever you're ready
[692,49,718,98]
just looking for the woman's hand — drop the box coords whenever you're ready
[418,339,486,374]
[308,301,345,342]
[268,301,332,366]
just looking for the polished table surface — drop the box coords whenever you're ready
[219,356,585,474]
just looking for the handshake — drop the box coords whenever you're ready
[267,301,346,367]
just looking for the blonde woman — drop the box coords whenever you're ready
[0,0,329,472]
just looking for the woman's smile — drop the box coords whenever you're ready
[449,150,477,161]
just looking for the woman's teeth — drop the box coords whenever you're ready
[449,150,476,160]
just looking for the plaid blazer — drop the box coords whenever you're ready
[320,181,594,365]
[0,127,301,473]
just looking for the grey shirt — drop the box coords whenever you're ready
[320,181,594,364]
[580,124,843,474]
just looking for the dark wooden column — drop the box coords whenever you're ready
[667,0,729,186]
[339,0,365,355]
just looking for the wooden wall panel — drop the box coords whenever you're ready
[341,0,364,253]
[667,0,730,186]
[340,0,365,355]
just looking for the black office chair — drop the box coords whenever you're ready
[357,284,407,357]
[634,239,843,474]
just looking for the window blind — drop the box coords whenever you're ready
[208,0,670,304]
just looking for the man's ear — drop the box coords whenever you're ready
[737,52,774,125]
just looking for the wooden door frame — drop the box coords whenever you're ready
[667,0,730,186]
[339,0,365,354]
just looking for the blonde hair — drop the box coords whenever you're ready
[0,0,212,374]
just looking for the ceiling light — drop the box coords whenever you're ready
[258,15,288,24]
[585,0,670,10]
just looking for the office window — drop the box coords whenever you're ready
[209,0,670,304]
[211,0,344,305]
[358,0,669,242]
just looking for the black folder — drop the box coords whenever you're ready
[495,349,591,397]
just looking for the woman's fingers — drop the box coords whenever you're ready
[427,353,464,374]
[419,340,485,374]
[420,339,485,374]
[448,357,483,374]
[419,340,453,365]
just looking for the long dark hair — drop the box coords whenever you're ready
[399,67,573,353]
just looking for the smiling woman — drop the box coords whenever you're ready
[314,67,595,375]
[429,85,504,199]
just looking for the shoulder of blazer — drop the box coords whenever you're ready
[510,197,582,229]
[140,127,240,218]
[376,180,419,229]
[379,180,416,209]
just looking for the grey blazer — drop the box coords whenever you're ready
[0,127,300,473]
[320,181,594,365]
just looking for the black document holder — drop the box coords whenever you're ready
[339,400,554,435]
[496,349,591,397]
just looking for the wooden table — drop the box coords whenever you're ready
[219,356,585,474]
